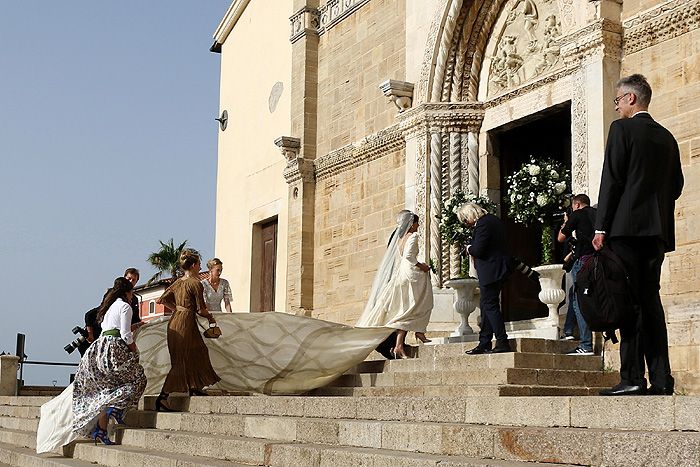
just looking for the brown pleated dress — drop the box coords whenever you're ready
[159,277,220,393]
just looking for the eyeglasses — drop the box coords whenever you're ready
[613,92,630,105]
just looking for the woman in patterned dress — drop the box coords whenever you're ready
[155,248,221,410]
[202,258,233,313]
[72,277,146,444]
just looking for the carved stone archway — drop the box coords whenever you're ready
[403,0,623,292]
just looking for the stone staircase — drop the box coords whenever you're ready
[0,338,698,466]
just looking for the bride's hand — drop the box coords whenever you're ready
[417,263,430,273]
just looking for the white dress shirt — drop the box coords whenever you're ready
[101,298,134,344]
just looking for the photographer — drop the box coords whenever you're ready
[85,268,142,345]
[557,194,596,355]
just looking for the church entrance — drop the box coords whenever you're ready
[489,102,572,322]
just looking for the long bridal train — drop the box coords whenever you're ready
[36,312,392,454]
[137,312,393,395]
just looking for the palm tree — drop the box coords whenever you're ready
[146,238,188,285]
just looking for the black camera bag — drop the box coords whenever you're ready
[575,248,634,332]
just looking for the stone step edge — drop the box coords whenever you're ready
[267,441,583,467]
[181,395,699,431]
[0,441,93,467]
[116,425,700,466]
[70,442,250,467]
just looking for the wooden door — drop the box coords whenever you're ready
[260,220,277,311]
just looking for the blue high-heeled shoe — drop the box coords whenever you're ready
[105,407,125,425]
[91,426,114,445]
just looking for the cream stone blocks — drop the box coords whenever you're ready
[214,0,293,312]
[316,0,406,156]
[313,149,406,325]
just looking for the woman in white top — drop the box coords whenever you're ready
[202,258,233,313]
[71,277,146,445]
[357,212,434,358]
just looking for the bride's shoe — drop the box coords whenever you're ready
[392,347,410,359]
[415,332,431,343]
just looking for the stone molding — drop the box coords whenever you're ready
[289,0,372,42]
[623,0,700,55]
[275,136,316,184]
[318,0,372,35]
[212,0,253,50]
[398,102,486,137]
[379,79,415,112]
[290,6,320,44]
[560,18,623,65]
[314,125,404,181]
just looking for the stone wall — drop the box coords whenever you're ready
[611,0,700,394]
[313,147,406,325]
[316,0,406,156]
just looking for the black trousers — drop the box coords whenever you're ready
[609,237,673,390]
[479,280,508,348]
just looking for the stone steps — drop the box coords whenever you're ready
[327,368,618,388]
[0,442,93,467]
[72,442,252,467]
[0,415,38,432]
[311,384,607,397]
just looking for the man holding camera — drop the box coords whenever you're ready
[558,194,596,355]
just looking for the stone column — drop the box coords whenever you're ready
[276,137,316,316]
[287,2,320,315]
[429,131,443,287]
[0,355,19,396]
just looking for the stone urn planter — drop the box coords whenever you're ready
[533,264,566,328]
[444,277,479,336]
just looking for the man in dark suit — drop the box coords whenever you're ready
[593,74,684,396]
[457,203,512,354]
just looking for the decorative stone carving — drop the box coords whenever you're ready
[314,125,404,181]
[430,132,443,287]
[289,6,320,43]
[444,278,479,336]
[379,80,415,113]
[571,70,588,194]
[275,136,315,184]
[623,0,700,55]
[487,0,565,97]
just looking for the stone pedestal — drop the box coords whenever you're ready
[534,264,566,339]
[444,278,479,337]
[0,355,19,396]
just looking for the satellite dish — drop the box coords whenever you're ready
[215,110,228,131]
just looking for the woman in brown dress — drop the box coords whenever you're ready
[155,248,220,410]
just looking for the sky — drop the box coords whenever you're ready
[0,1,232,385]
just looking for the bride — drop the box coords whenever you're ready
[356,211,434,358]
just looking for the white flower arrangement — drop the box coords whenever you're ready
[506,156,571,264]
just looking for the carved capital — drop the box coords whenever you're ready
[560,19,623,65]
[399,102,485,137]
[275,136,315,184]
[379,79,415,113]
[290,6,320,43]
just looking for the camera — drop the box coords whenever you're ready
[64,326,90,355]
[509,257,540,284]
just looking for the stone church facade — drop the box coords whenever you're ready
[212,0,700,393]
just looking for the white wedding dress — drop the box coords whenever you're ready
[355,231,434,331]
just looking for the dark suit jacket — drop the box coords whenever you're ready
[596,113,684,252]
[468,213,510,286]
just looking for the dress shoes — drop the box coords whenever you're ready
[647,385,674,396]
[599,383,647,396]
[465,345,491,355]
[490,344,513,353]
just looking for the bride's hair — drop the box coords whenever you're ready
[457,203,487,224]
[396,212,417,238]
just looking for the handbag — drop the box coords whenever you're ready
[203,323,222,339]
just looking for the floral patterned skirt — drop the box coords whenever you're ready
[72,335,146,435]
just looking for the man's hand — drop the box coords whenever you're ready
[592,233,605,251]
